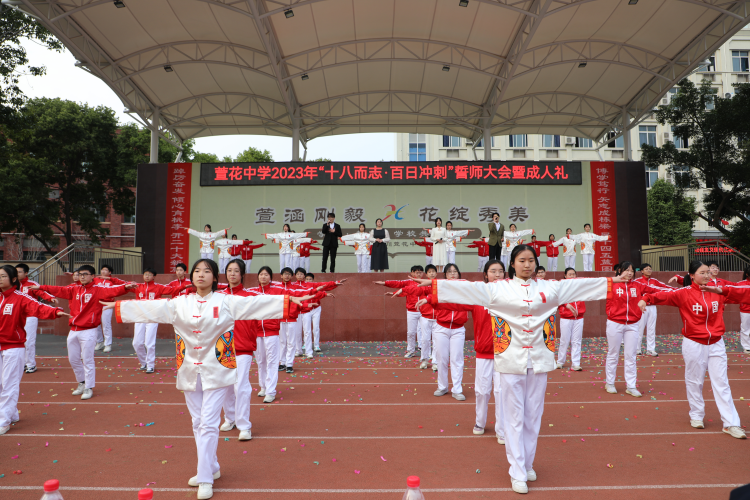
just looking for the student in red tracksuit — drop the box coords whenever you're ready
[528,236,543,258]
[556,268,586,371]
[291,270,339,358]
[541,234,559,272]
[298,241,320,273]
[236,240,266,273]
[15,263,58,373]
[604,262,670,397]
[93,264,131,353]
[414,238,433,267]
[167,262,193,299]
[376,265,425,358]
[126,269,191,374]
[467,238,490,272]
[33,265,135,400]
[668,260,734,287]
[395,264,438,369]
[639,261,750,439]
[0,265,68,435]
[415,264,469,400]
[632,263,672,357]
[737,268,750,353]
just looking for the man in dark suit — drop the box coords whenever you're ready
[487,212,505,261]
[321,213,342,273]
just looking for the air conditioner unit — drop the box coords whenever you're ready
[663,132,671,142]
[737,74,749,83]
[661,97,670,105]
[565,137,576,145]
[465,140,474,146]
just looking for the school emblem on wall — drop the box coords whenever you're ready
[492,316,512,354]
[175,333,185,369]
[543,315,557,352]
[215,331,237,369]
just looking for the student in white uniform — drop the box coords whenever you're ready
[556,268,586,371]
[500,224,534,269]
[552,228,579,270]
[186,225,231,260]
[412,245,622,494]
[215,234,244,274]
[342,224,371,273]
[444,221,471,265]
[263,225,308,271]
[574,224,610,272]
[106,259,312,500]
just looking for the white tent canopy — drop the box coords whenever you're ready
[12,0,750,158]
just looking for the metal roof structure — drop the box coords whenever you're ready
[11,0,750,157]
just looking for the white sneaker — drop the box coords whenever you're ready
[625,388,642,398]
[258,389,266,397]
[72,382,86,396]
[81,388,93,400]
[690,420,704,429]
[555,363,563,369]
[306,354,313,359]
[220,420,235,432]
[571,365,582,371]
[605,384,617,394]
[419,360,429,369]
[431,364,438,372]
[526,469,537,482]
[473,426,485,435]
[744,349,750,354]
[0,425,10,435]
[103,345,111,353]
[197,483,213,499]
[451,392,466,401]
[188,471,220,487]
[723,426,747,439]
[647,350,659,357]
[263,395,275,403]
[404,352,414,358]
[94,342,104,351]
[636,350,642,356]
[238,429,252,441]
[434,388,449,397]
[314,347,321,352]
[497,435,505,445]
[511,478,528,494]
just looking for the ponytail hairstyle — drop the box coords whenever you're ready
[616,262,634,276]
[227,258,246,280]
[483,259,505,283]
[190,259,219,291]
[443,263,461,279]
[507,244,538,279]
[204,224,212,232]
[283,223,291,232]
[1,265,20,290]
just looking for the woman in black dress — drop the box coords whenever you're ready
[369,218,391,272]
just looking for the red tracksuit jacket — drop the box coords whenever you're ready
[167,277,193,298]
[19,278,55,301]
[424,293,469,329]
[384,280,421,312]
[400,284,435,319]
[0,288,59,349]
[128,281,189,300]
[644,283,750,344]
[542,240,559,257]
[671,275,733,287]
[414,239,433,257]
[40,283,130,331]
[737,279,750,313]
[243,284,306,337]
[299,243,320,258]
[467,240,489,258]
[606,280,670,325]
[220,285,257,355]
[528,241,544,257]
[93,276,130,287]
[237,241,265,260]
[558,301,586,320]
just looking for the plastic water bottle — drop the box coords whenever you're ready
[402,476,425,500]
[40,479,64,500]
[138,489,154,500]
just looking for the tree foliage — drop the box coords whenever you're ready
[641,79,750,253]
[235,146,273,162]
[646,179,697,245]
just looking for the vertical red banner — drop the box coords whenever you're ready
[164,163,192,273]
[590,162,618,272]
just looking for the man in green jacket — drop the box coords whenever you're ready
[487,212,505,261]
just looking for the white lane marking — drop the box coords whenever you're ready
[18,379,750,385]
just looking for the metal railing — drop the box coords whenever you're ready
[29,243,144,286]
[640,240,750,272]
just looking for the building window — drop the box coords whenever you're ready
[474,137,494,148]
[606,132,624,148]
[575,137,593,148]
[508,134,527,148]
[442,135,461,147]
[409,133,426,161]
[670,165,690,187]
[123,214,136,224]
[732,50,749,72]
[645,165,659,188]
[672,126,688,149]
[699,56,716,72]
[542,135,560,148]
[705,88,718,110]
[639,125,656,147]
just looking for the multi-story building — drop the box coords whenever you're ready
[396,29,750,241]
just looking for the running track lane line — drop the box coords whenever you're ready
[17,379,750,384]
[0,431,727,439]
[0,484,744,493]
[15,399,749,405]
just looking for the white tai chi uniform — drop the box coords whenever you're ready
[290,238,312,272]
[445,230,469,266]
[475,358,504,437]
[553,236,579,270]
[215,239,244,274]
[341,233,371,273]
[557,302,585,367]
[115,290,288,485]
[433,275,611,483]
[187,228,227,260]
[501,229,534,268]
[575,232,609,272]
[265,232,309,271]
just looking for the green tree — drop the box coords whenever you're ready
[192,152,220,163]
[310,157,332,162]
[642,79,750,253]
[646,179,697,245]
[235,146,273,162]
[1,98,135,252]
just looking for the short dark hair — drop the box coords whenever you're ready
[144,268,157,276]
[77,265,96,275]
[190,259,219,291]
[743,266,750,281]
[15,263,29,273]
[257,266,273,281]
[584,223,591,229]
[410,265,424,273]
[327,213,335,218]
[564,267,577,278]
[616,262,634,276]
[175,262,188,271]
[280,267,293,275]
[425,264,438,274]
[531,235,537,239]
[305,272,315,279]
[100,264,113,273]
[1,265,20,290]
[443,263,461,279]
[536,266,546,272]
[706,260,719,268]
[492,212,499,218]
[295,267,306,275]
[231,234,237,239]
[483,259,505,279]
[641,263,652,270]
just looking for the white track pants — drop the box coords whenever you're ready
[433,325,466,394]
[222,354,253,431]
[406,311,421,355]
[557,318,584,366]
[447,251,456,264]
[68,328,97,389]
[546,256,557,272]
[499,368,547,483]
[356,254,366,273]
[419,317,435,361]
[739,313,750,351]
[301,311,314,356]
[310,307,322,348]
[185,374,229,485]
[294,320,304,355]
[219,258,230,274]
[279,254,292,271]
[96,308,113,347]
[243,259,252,273]
[682,337,740,427]
[582,254,594,271]
[638,305,657,353]
[564,255,576,269]
[425,256,432,267]
[254,336,279,398]
[0,348,24,427]
[474,358,504,437]
[279,323,298,367]
[477,256,489,272]
[200,252,213,260]
[303,257,311,272]
[605,320,639,388]
[500,255,509,268]
[133,323,158,370]
[23,317,38,369]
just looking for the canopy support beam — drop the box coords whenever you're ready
[150,107,160,164]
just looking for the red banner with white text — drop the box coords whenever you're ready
[164,163,193,272]
[590,162,618,272]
